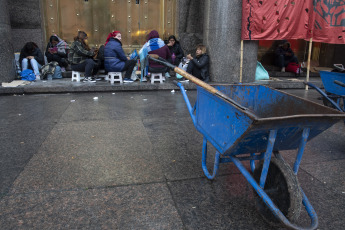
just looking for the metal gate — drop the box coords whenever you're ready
[42,0,176,53]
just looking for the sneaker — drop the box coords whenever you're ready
[83,77,96,83]
[179,77,189,83]
[165,72,171,78]
[123,78,134,83]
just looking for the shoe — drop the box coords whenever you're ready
[83,77,96,83]
[141,77,147,82]
[35,75,41,81]
[95,77,102,81]
[123,78,134,83]
[179,77,189,83]
[281,67,285,72]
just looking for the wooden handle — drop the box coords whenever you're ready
[174,67,218,94]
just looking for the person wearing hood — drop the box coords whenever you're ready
[275,40,299,72]
[45,35,69,70]
[104,31,136,83]
[139,30,171,80]
[186,44,210,82]
[19,42,45,80]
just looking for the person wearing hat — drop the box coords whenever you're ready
[275,40,299,72]
[104,31,136,83]
[68,31,98,83]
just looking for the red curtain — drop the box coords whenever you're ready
[242,0,345,44]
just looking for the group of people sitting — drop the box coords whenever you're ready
[19,29,211,83]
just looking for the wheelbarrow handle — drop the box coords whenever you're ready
[303,82,343,111]
[148,55,250,112]
[334,80,345,88]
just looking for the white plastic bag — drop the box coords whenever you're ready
[255,61,269,80]
[176,60,189,79]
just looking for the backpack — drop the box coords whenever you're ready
[286,62,302,75]
[255,61,269,80]
[40,61,59,79]
[19,69,36,81]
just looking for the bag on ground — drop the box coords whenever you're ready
[19,69,36,81]
[255,61,269,80]
[176,60,189,79]
[286,62,301,75]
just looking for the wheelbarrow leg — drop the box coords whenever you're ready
[293,128,310,174]
[260,129,277,188]
[202,137,221,179]
[250,153,256,173]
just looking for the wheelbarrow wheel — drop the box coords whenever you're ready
[253,153,302,227]
[322,93,336,108]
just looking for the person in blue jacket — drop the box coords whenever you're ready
[104,31,136,83]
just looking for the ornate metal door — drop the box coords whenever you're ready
[42,0,176,53]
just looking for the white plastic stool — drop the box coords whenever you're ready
[150,73,164,84]
[108,72,123,84]
[71,71,84,82]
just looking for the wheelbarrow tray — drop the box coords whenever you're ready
[195,84,345,156]
[319,71,345,96]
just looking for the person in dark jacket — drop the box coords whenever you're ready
[104,31,136,83]
[45,35,69,69]
[19,42,44,80]
[167,35,184,66]
[275,40,298,72]
[68,31,98,83]
[186,44,210,82]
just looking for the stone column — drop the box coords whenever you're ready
[0,0,15,83]
[177,0,204,55]
[203,0,258,83]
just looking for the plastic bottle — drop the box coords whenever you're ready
[172,53,176,64]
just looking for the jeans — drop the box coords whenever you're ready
[122,60,137,79]
[275,55,298,68]
[71,59,99,77]
[22,58,42,76]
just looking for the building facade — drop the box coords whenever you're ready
[1,0,260,83]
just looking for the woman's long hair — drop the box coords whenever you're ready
[74,31,90,51]
[23,42,38,55]
[168,35,180,45]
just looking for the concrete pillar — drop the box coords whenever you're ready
[177,0,204,55]
[203,0,258,83]
[0,0,15,83]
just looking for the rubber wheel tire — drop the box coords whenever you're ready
[253,154,302,227]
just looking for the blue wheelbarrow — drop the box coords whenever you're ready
[305,71,345,112]
[148,55,345,230]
